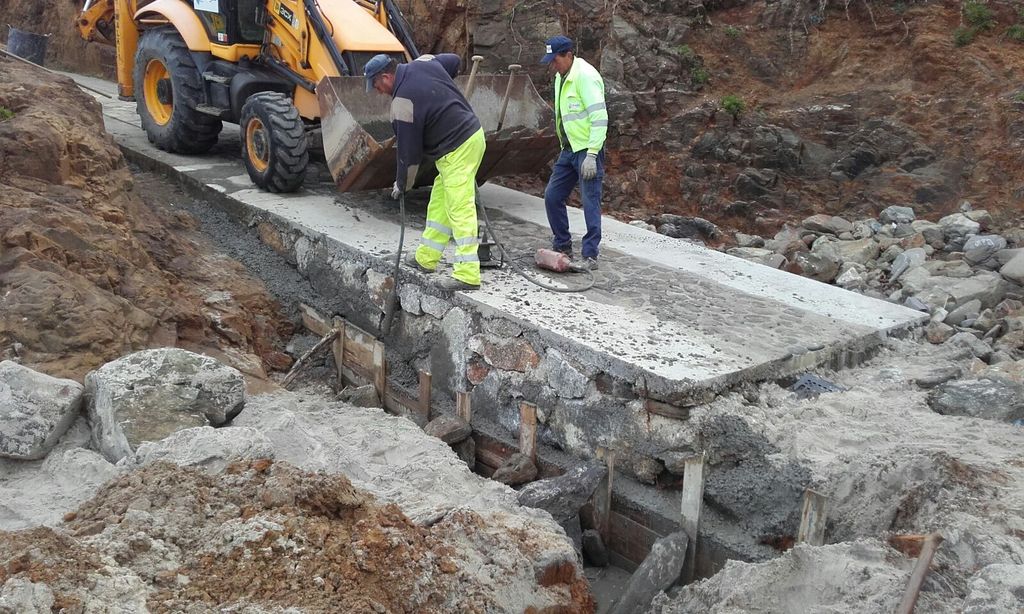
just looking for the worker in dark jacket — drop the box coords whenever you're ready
[364,53,486,291]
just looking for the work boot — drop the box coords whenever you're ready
[438,276,480,291]
[581,256,599,271]
[405,252,435,274]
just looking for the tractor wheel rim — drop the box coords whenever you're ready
[143,59,172,126]
[246,118,270,172]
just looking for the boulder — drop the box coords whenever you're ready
[964,235,1008,266]
[964,209,993,229]
[995,248,1024,267]
[835,238,880,265]
[925,321,955,344]
[656,215,719,240]
[915,366,961,388]
[927,379,1024,422]
[938,213,981,249]
[1001,252,1024,285]
[945,332,993,361]
[912,272,1007,311]
[851,220,876,240]
[335,384,381,408]
[897,265,932,296]
[582,529,609,567]
[795,251,840,282]
[492,453,538,486]
[879,205,915,225]
[803,214,854,236]
[903,296,930,312]
[890,248,928,281]
[131,426,275,472]
[0,361,83,460]
[945,299,982,327]
[836,264,867,290]
[610,531,690,614]
[976,360,1024,385]
[423,413,472,445]
[735,233,765,248]
[728,248,786,269]
[924,259,975,278]
[517,463,607,522]
[85,348,246,463]
[912,220,945,248]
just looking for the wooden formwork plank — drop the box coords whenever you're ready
[383,372,430,425]
[519,402,537,463]
[456,391,471,423]
[331,316,347,388]
[592,449,616,546]
[680,451,708,584]
[299,304,332,337]
[417,370,432,420]
[342,323,377,373]
[372,340,386,403]
[797,489,828,547]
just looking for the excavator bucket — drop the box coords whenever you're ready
[317,73,557,192]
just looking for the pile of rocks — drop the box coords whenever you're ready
[722,205,1024,413]
[1,348,244,464]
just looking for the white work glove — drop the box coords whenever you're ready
[391,182,402,200]
[581,153,598,181]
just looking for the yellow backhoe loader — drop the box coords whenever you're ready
[77,0,555,193]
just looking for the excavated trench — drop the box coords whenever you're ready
[123,159,856,592]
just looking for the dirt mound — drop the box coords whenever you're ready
[0,0,114,77]
[0,57,292,380]
[1,459,593,612]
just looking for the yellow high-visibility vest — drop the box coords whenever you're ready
[553,57,608,154]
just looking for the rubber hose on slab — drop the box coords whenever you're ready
[475,189,595,293]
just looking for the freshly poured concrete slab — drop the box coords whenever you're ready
[72,72,927,403]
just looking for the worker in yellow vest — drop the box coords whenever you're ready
[540,35,608,271]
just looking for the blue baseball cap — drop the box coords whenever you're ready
[364,54,391,91]
[540,36,573,64]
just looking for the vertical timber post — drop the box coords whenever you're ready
[372,340,386,404]
[797,489,828,546]
[593,449,616,546]
[331,316,347,388]
[417,370,432,422]
[519,401,537,463]
[456,391,472,423]
[680,451,707,584]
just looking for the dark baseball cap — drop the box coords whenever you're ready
[540,35,573,64]
[364,53,391,91]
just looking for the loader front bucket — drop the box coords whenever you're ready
[317,73,557,192]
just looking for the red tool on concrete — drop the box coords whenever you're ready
[534,248,591,274]
[534,248,573,272]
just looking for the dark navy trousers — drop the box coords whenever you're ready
[543,148,605,259]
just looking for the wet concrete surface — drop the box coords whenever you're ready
[67,71,927,405]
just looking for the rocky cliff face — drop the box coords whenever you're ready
[4,0,1022,236]
[399,0,1024,235]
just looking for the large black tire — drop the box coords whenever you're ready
[240,92,309,193]
[133,27,221,154]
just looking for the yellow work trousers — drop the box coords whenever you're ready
[414,128,486,285]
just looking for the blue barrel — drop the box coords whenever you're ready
[7,25,50,66]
